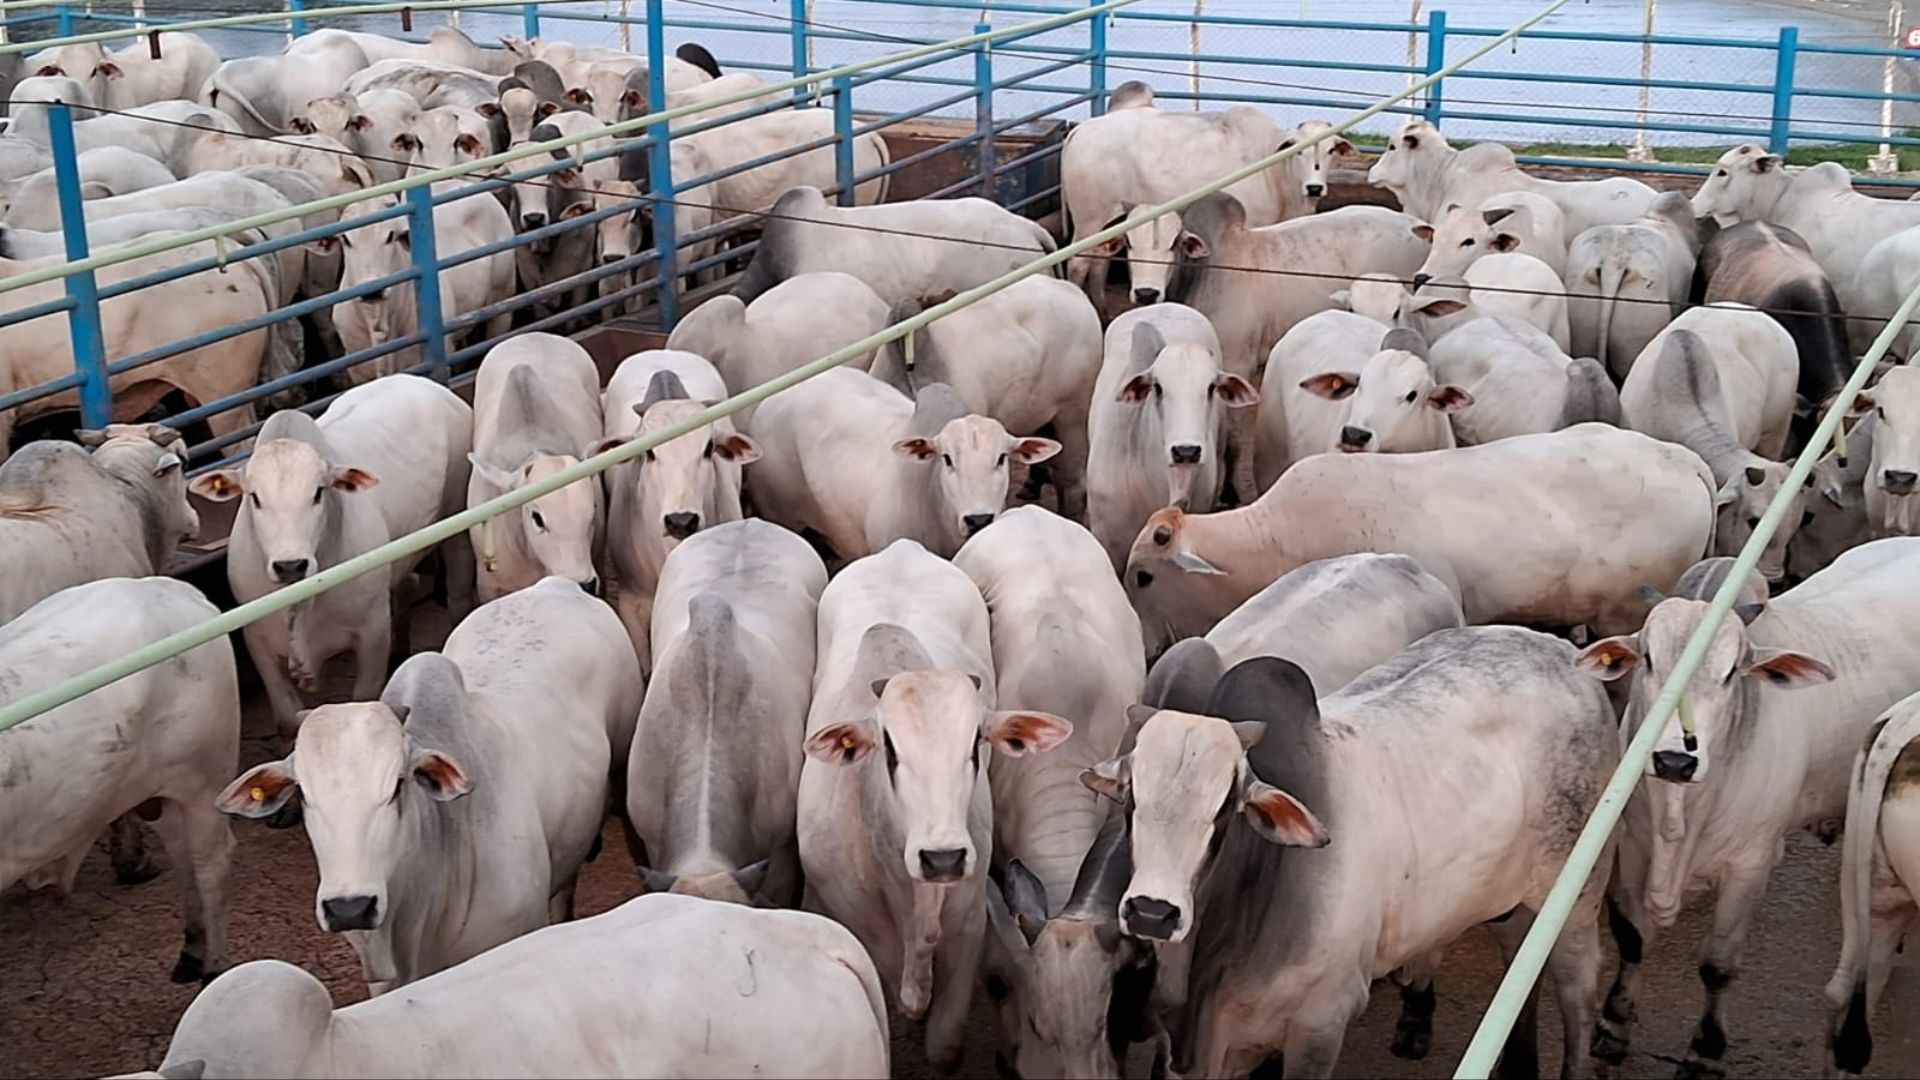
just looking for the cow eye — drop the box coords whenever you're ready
[972,737,983,771]
[1714,169,1728,178]
[643,448,656,462]
[941,453,953,468]
[312,487,324,504]
[1206,383,1217,398]
[883,731,899,778]
[248,492,261,509]
[530,510,546,531]
[1747,516,1760,529]
[1802,509,1816,527]
[997,452,1008,467]
[390,776,405,804]
[1404,390,1418,403]
[1878,406,1886,419]
[702,441,714,459]
[1461,238,1475,247]
[1153,383,1164,399]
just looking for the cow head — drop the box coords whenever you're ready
[467,452,601,593]
[1366,118,1452,215]
[1864,368,1920,534]
[1280,119,1354,202]
[638,860,771,905]
[1304,329,1465,455]
[1413,203,1525,280]
[1575,598,1833,789]
[191,438,378,585]
[590,178,647,265]
[603,370,759,548]
[399,107,491,172]
[805,669,1069,885]
[1115,323,1257,508]
[1394,279,1476,343]
[1691,144,1787,228]
[82,423,198,552]
[1088,209,1184,307]
[217,702,472,938]
[895,415,1058,542]
[1713,460,1829,582]
[1085,708,1324,944]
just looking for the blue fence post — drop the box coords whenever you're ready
[1770,26,1799,156]
[56,3,75,36]
[404,186,449,382]
[645,0,679,328]
[832,74,854,207]
[1423,9,1447,128]
[1089,0,1108,117]
[48,104,113,432]
[790,0,810,105]
[975,21,994,197]
[288,0,308,38]
[522,2,540,40]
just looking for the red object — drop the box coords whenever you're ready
[1904,25,1920,49]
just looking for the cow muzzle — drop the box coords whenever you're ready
[1132,288,1160,306]
[1168,443,1202,466]
[962,512,996,536]
[1305,183,1326,198]
[663,511,701,540]
[320,894,381,932]
[1338,425,1374,452]
[917,847,969,883]
[1883,469,1918,496]
[1121,895,1182,941]
[1651,749,1699,783]
[270,558,312,583]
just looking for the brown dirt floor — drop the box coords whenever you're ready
[5,602,1920,1078]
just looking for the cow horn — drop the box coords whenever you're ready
[1481,206,1516,226]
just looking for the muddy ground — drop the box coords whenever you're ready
[5,606,1919,1078]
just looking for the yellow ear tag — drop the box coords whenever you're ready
[250,787,267,802]
[839,734,857,750]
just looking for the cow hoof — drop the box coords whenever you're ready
[114,857,163,886]
[170,951,204,985]
[1674,1060,1727,1080]
[899,981,930,1021]
[1392,1018,1433,1060]
[1591,1027,1630,1066]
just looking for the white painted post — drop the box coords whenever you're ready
[1872,0,1902,174]
[1190,0,1204,110]
[619,0,631,52]
[1628,0,1658,162]
[1408,0,1425,93]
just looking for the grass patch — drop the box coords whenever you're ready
[1508,131,1920,171]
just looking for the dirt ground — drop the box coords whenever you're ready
[5,608,1920,1078]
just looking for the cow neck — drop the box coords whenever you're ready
[93,446,173,572]
[1411,145,1465,222]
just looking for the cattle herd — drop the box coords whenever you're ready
[9,20,1920,1080]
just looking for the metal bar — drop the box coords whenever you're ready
[1,1,1137,295]
[791,0,810,104]
[1089,0,1107,116]
[1453,269,1920,1080]
[0,0,605,55]
[405,185,450,383]
[110,268,418,378]
[47,104,113,432]
[0,373,86,415]
[975,20,994,196]
[833,74,856,207]
[0,0,1578,741]
[645,0,677,327]
[523,1,540,38]
[56,2,74,36]
[1424,9,1447,127]
[288,0,308,37]
[1771,25,1799,155]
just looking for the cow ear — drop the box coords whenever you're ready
[1755,153,1783,173]
[1848,390,1877,418]
[538,101,560,119]
[1215,373,1260,407]
[1416,298,1471,318]
[1490,232,1520,252]
[348,114,374,132]
[565,87,592,106]
[1080,753,1132,801]
[454,133,484,156]
[475,102,502,118]
[1332,138,1356,156]
[804,720,878,766]
[1176,232,1209,259]
[622,88,645,109]
[1744,647,1835,688]
[329,465,380,492]
[1087,234,1126,258]
[411,748,474,801]
[1172,550,1226,576]
[1010,437,1061,465]
[1427,384,1474,412]
[467,453,519,489]
[559,201,591,219]
[1299,372,1359,400]
[391,132,420,153]
[95,61,124,79]
[1003,859,1049,946]
[1574,636,1641,681]
[983,710,1073,758]
[587,435,630,457]
[893,437,939,461]
[554,168,582,188]
[1713,476,1741,509]
[152,452,184,478]
[74,428,110,448]
[1276,138,1296,153]
[714,432,762,464]
[308,234,340,256]
[288,116,316,134]
[1240,775,1329,848]
[1411,222,1435,242]
[215,760,299,819]
[188,470,245,502]
[1115,372,1156,404]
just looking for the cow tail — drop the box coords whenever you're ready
[1595,261,1623,376]
[1827,707,1920,1074]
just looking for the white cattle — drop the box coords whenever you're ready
[1854,226,1920,362]
[1330,270,1415,325]
[1257,313,1465,486]
[598,350,756,663]
[208,47,369,135]
[0,425,195,623]
[28,32,219,110]
[1859,366,1920,538]
[1404,251,1570,351]
[392,105,497,173]
[180,131,374,197]
[151,895,888,1079]
[1693,145,1920,314]
[0,235,285,453]
[1127,424,1714,638]
[1,147,176,225]
[0,578,237,985]
[750,369,1059,561]
[292,26,513,73]
[1172,552,1466,684]
[291,90,421,184]
[666,273,889,429]
[799,539,1070,1070]
[466,333,605,602]
[1576,538,1920,1077]
[1087,304,1255,568]
[1620,305,1803,578]
[1823,691,1920,1078]
[1060,94,1350,301]
[191,377,473,738]
[1426,315,1619,446]
[1413,192,1569,279]
[1565,191,1700,380]
[1368,117,1657,236]
[6,169,288,233]
[668,108,889,229]
[219,578,638,994]
[956,507,1143,907]
[731,186,1056,305]
[867,278,1102,519]
[1095,634,1616,1078]
[327,184,515,383]
[629,521,827,905]
[342,58,501,112]
[5,93,238,179]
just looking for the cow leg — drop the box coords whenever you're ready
[440,535,476,622]
[1277,1000,1354,1079]
[925,895,984,1075]
[249,639,307,743]
[1545,900,1605,1080]
[152,793,234,986]
[351,616,392,702]
[107,812,160,885]
[1391,975,1437,1060]
[1831,897,1916,1076]
[1678,863,1772,1080]
[1050,408,1091,522]
[1487,910,1543,1080]
[1595,888,1657,1064]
